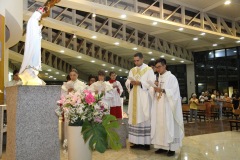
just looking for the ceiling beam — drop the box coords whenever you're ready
[202,0,225,12]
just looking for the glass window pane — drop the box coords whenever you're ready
[208,51,214,59]
[226,48,237,57]
[215,49,225,58]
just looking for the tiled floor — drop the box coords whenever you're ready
[1,119,239,160]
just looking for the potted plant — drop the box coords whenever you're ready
[56,90,121,160]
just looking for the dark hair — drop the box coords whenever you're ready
[148,61,155,67]
[155,58,167,66]
[13,69,19,76]
[109,71,116,76]
[70,68,78,74]
[88,75,97,81]
[98,70,106,76]
[134,52,143,59]
[66,75,71,81]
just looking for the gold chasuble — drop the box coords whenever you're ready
[131,66,151,125]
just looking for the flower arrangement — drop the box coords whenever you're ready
[56,90,122,153]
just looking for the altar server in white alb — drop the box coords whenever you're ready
[61,69,87,95]
[125,52,155,150]
[61,69,87,140]
[108,71,123,119]
[89,70,113,106]
[151,58,184,157]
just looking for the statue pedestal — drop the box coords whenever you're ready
[6,86,61,160]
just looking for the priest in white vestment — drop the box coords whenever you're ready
[89,70,113,107]
[125,52,155,150]
[151,58,184,157]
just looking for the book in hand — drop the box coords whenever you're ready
[65,82,74,89]
[128,76,136,81]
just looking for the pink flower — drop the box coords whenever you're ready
[85,93,96,105]
[57,95,66,105]
[84,90,91,95]
[94,117,102,123]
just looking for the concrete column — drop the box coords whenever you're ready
[186,64,196,100]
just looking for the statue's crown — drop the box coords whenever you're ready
[37,7,46,14]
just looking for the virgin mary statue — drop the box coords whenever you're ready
[19,7,46,85]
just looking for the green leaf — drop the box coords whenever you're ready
[102,115,122,150]
[81,122,108,153]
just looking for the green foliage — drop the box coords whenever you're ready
[81,121,108,153]
[81,115,122,153]
[102,115,122,150]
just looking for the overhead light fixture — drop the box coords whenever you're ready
[178,27,184,31]
[62,74,65,76]
[55,72,59,74]
[47,69,52,72]
[114,42,119,45]
[73,34,77,38]
[45,73,48,75]
[210,66,213,69]
[148,51,152,54]
[151,58,155,61]
[224,0,231,5]
[152,22,158,25]
[53,78,57,80]
[105,70,108,73]
[49,76,53,78]
[212,44,218,47]
[92,13,96,18]
[60,50,64,53]
[120,14,127,19]
[133,47,137,50]
[119,69,122,71]
[125,71,129,73]
[236,40,240,43]
[171,58,175,60]
[91,60,95,63]
[77,56,82,59]
[180,60,184,63]
[200,32,206,36]
[193,37,198,41]
[219,37,225,40]
[120,77,122,78]
[233,51,237,53]
[111,67,115,69]
[91,35,97,39]
[102,64,106,66]
[160,55,165,58]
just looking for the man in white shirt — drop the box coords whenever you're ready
[7,70,22,87]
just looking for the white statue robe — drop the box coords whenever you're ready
[125,63,155,125]
[151,71,184,151]
[19,11,42,74]
[89,81,113,107]
[108,81,123,107]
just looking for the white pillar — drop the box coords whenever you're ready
[186,64,195,100]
